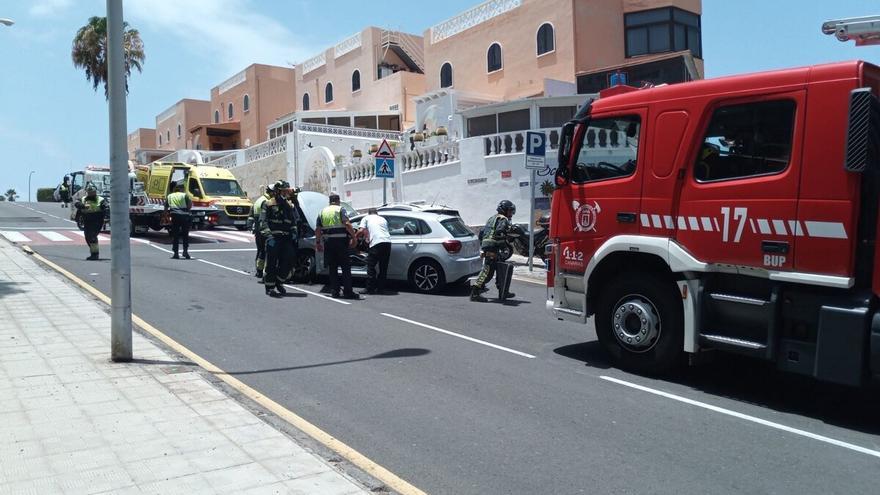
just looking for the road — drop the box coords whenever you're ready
[3,201,880,494]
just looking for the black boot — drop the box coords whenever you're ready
[470,285,487,302]
[266,285,277,297]
[171,252,180,259]
[86,254,99,261]
[255,270,263,278]
[276,283,287,295]
[183,252,191,260]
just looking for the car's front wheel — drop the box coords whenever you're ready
[291,251,317,284]
[409,259,446,294]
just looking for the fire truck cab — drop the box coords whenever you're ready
[548,60,880,386]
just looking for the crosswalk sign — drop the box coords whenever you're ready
[376,157,395,178]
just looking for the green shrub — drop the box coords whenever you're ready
[37,188,56,202]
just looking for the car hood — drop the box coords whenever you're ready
[297,191,357,231]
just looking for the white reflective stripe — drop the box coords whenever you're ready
[772,220,787,236]
[804,221,848,239]
[749,219,756,234]
[677,216,687,230]
[0,231,30,242]
[788,220,804,237]
[651,215,662,229]
[663,215,674,229]
[688,217,700,231]
[757,219,772,235]
[701,217,713,232]
[640,214,650,228]
[37,231,72,242]
[712,217,720,232]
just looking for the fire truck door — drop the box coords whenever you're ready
[556,110,646,273]
[674,93,805,270]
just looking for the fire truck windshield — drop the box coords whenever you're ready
[571,116,641,183]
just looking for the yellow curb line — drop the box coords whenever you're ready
[22,245,427,495]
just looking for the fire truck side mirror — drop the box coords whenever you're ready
[844,88,878,173]
[556,121,576,186]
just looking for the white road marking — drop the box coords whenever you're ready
[600,375,880,460]
[804,221,848,240]
[381,313,536,359]
[0,231,30,242]
[37,231,72,242]
[187,248,258,253]
[199,231,252,242]
[196,258,351,305]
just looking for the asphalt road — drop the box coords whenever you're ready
[3,201,880,494]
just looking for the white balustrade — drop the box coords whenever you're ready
[397,140,460,173]
[302,52,327,74]
[296,122,403,141]
[334,32,362,58]
[218,69,247,94]
[430,0,522,44]
[244,134,288,163]
[211,153,240,169]
[481,128,561,156]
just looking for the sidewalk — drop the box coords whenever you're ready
[509,254,547,285]
[0,240,375,495]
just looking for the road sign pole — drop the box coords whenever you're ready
[528,169,535,272]
[107,0,132,362]
[383,177,387,205]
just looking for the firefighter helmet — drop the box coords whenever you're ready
[497,199,516,215]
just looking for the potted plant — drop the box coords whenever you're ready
[352,149,363,158]
[436,126,448,136]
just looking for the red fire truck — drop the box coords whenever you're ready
[547,60,880,386]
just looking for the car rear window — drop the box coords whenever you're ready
[441,218,473,238]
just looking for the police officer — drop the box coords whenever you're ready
[471,200,517,302]
[57,176,71,208]
[251,184,273,279]
[74,185,108,261]
[165,182,193,260]
[316,194,358,299]
[260,180,297,297]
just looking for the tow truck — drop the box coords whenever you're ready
[67,166,167,234]
[547,60,880,386]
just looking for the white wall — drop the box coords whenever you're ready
[343,135,557,226]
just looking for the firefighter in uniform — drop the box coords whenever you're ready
[283,186,307,283]
[251,184,273,279]
[165,182,193,259]
[74,185,108,261]
[471,200,517,302]
[260,180,296,297]
[316,194,358,299]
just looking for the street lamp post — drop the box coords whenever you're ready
[107,0,132,361]
[28,171,34,202]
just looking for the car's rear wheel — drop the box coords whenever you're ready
[409,259,445,293]
[291,251,317,284]
[595,271,683,374]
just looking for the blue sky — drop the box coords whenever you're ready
[1,0,879,198]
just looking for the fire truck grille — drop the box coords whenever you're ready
[225,206,251,216]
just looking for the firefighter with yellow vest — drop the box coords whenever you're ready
[260,180,298,297]
[165,182,193,260]
[74,185,108,261]
[316,194,358,299]
[251,183,273,279]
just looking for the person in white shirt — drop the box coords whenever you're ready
[358,208,391,294]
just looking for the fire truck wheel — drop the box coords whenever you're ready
[595,273,683,374]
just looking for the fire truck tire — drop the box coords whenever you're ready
[595,272,683,374]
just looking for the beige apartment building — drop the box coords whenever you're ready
[154,99,211,152]
[293,27,426,130]
[190,64,297,151]
[423,0,702,101]
[127,128,156,160]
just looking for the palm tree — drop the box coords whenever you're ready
[71,16,145,98]
[5,189,18,202]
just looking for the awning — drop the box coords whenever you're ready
[189,121,241,137]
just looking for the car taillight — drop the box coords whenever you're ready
[207,214,219,224]
[442,240,462,254]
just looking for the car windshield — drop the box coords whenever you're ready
[441,218,473,238]
[200,179,245,197]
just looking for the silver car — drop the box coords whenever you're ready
[294,194,483,292]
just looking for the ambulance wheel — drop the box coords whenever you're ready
[595,272,683,374]
[409,259,445,294]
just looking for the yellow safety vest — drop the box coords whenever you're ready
[320,205,347,238]
[167,192,188,209]
[81,197,104,214]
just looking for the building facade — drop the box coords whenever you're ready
[191,64,297,152]
[154,99,211,152]
[294,27,426,130]
[423,0,702,101]
[127,128,156,160]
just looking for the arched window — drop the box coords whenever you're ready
[302,93,310,111]
[158,134,162,146]
[227,103,234,119]
[487,43,503,73]
[440,62,453,88]
[243,94,250,112]
[537,23,555,55]
[166,130,170,142]
[214,110,220,123]
[176,123,182,138]
[325,82,334,103]
[351,70,361,92]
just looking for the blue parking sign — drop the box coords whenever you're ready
[525,131,546,170]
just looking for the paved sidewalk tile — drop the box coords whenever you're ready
[0,241,372,494]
